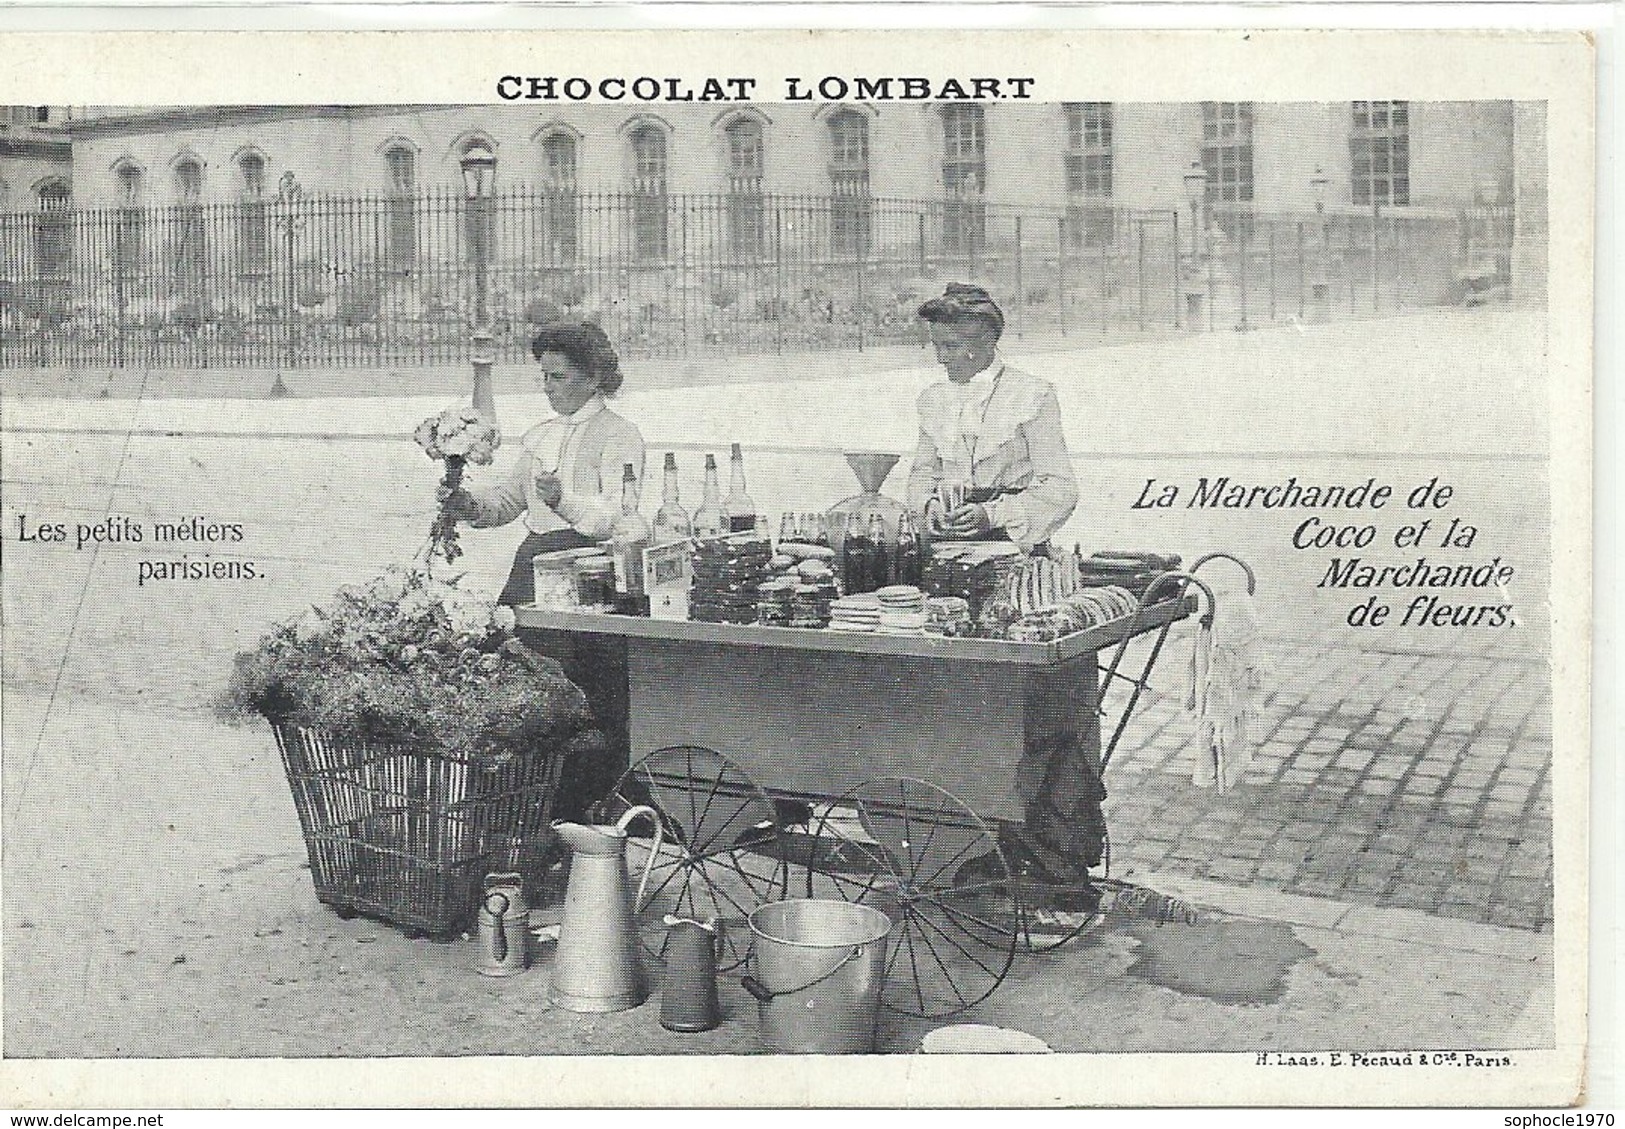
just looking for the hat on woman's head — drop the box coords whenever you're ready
[917,282,1005,340]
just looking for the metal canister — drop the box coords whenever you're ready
[476,873,530,977]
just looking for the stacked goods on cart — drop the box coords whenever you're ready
[757,540,839,627]
[986,554,1153,642]
[689,531,775,624]
[921,542,1025,618]
[1073,550,1183,600]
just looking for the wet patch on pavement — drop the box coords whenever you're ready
[1124,918,1314,1006]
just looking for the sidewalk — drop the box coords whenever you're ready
[0,690,1554,1061]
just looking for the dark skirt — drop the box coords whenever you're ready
[501,529,628,822]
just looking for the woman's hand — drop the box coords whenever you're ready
[945,503,993,538]
[436,484,481,523]
[531,471,564,509]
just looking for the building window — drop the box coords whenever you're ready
[827,110,871,259]
[173,158,206,288]
[941,104,986,256]
[1064,102,1115,248]
[1201,102,1254,203]
[539,132,578,264]
[34,181,72,298]
[384,146,417,272]
[1351,101,1410,208]
[114,164,143,276]
[1201,102,1254,237]
[724,117,765,260]
[237,153,269,276]
[628,124,668,262]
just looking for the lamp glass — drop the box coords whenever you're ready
[460,144,496,198]
[1183,161,1208,195]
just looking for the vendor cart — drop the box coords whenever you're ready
[516,569,1218,1018]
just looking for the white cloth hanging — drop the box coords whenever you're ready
[1187,586,1265,791]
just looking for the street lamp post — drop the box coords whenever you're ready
[1182,161,1208,258]
[460,141,498,422]
[1308,166,1331,316]
[275,172,304,378]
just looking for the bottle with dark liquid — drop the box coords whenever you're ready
[724,442,757,533]
[842,511,872,595]
[693,454,725,538]
[813,514,832,548]
[866,511,892,588]
[894,510,922,588]
[652,452,693,544]
[779,512,798,546]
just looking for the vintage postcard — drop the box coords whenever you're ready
[0,26,1594,1108]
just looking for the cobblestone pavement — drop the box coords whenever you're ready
[1102,636,1553,931]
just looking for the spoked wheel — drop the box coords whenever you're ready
[806,777,1019,1018]
[596,746,786,972]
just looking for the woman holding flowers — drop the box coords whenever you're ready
[437,320,645,819]
[442,321,646,607]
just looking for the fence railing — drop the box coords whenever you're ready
[0,189,1521,369]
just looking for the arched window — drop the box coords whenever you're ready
[538,132,578,264]
[174,157,204,202]
[237,152,269,275]
[112,162,144,276]
[172,158,206,287]
[383,144,417,271]
[940,105,985,256]
[33,180,72,298]
[627,123,668,261]
[827,110,872,258]
[723,116,765,260]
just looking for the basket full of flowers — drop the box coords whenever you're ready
[222,557,600,940]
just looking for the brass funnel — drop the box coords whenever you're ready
[844,451,901,494]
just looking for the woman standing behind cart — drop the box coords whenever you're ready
[906,286,1101,900]
[440,320,644,821]
[905,284,1079,555]
[442,321,646,606]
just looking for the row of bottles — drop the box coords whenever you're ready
[610,444,763,603]
[838,510,923,595]
[649,443,760,544]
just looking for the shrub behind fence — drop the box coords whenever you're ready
[0,190,1517,369]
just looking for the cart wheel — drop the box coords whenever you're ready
[598,746,786,972]
[807,777,1018,1018]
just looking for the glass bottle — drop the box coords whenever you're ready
[693,454,725,538]
[842,511,872,595]
[609,463,651,599]
[813,514,832,549]
[779,512,799,546]
[724,442,758,533]
[867,511,892,588]
[652,452,693,545]
[895,510,922,588]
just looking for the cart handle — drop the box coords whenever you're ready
[1190,551,1257,596]
[1141,570,1217,630]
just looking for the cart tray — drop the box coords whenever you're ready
[515,593,1197,664]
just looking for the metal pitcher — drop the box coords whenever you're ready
[548,806,664,1013]
[660,915,723,1033]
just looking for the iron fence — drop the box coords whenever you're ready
[0,190,1520,369]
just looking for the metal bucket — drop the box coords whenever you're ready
[743,899,893,1054]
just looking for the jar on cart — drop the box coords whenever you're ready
[574,555,616,609]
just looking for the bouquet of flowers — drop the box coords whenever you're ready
[220,563,599,765]
[414,405,501,563]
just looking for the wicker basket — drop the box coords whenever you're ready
[271,723,567,938]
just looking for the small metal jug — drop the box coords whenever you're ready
[660,916,723,1033]
[476,873,530,977]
